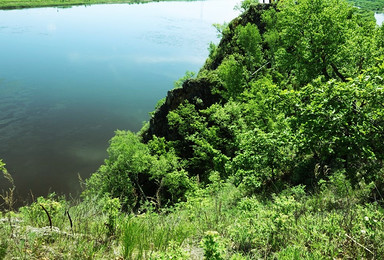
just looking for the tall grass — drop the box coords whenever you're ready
[0,177,383,259]
[121,208,194,259]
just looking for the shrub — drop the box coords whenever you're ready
[201,231,227,260]
[85,131,195,211]
[19,193,68,228]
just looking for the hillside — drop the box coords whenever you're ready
[1,0,384,258]
[89,0,384,211]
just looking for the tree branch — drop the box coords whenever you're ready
[331,63,347,82]
[40,204,52,230]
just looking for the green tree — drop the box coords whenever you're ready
[267,0,376,86]
[167,102,224,182]
[294,61,384,184]
[85,131,195,210]
[376,26,384,51]
[235,23,263,72]
[85,131,152,210]
[226,78,298,192]
[216,54,248,99]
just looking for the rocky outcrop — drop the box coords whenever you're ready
[203,3,272,71]
[142,77,221,142]
[141,3,274,142]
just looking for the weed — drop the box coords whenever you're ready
[201,231,227,260]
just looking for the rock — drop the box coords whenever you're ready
[142,77,221,142]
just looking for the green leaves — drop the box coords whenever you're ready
[235,23,263,71]
[86,131,195,211]
[216,54,248,99]
[229,127,295,193]
[265,0,376,86]
[201,231,227,260]
[106,131,152,175]
[295,64,384,182]
[0,159,5,172]
[212,23,264,100]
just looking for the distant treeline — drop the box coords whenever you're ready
[0,0,197,10]
[349,0,384,11]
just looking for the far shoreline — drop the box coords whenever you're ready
[0,0,194,10]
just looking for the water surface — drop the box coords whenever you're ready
[375,13,384,26]
[0,0,240,202]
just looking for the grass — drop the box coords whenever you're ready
[0,0,196,10]
[1,160,383,259]
[1,174,384,259]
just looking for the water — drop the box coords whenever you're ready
[375,13,384,26]
[0,0,240,202]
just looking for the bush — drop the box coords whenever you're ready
[19,193,68,228]
[201,231,227,260]
[85,130,196,211]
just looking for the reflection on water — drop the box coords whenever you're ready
[0,0,240,203]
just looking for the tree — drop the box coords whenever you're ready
[85,131,196,210]
[235,22,264,72]
[266,0,376,86]
[295,61,384,184]
[85,131,152,210]
[216,54,248,99]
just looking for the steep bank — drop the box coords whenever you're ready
[87,0,384,209]
[142,3,272,142]
[142,77,221,142]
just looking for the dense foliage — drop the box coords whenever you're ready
[86,0,384,210]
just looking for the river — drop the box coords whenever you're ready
[0,0,240,203]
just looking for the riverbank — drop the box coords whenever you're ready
[0,0,187,10]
